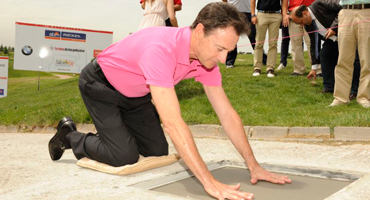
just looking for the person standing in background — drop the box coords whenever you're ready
[251,0,285,77]
[277,23,290,70]
[281,0,315,76]
[165,0,181,26]
[222,0,267,68]
[140,0,181,27]
[290,0,361,98]
[138,0,178,30]
[330,0,370,108]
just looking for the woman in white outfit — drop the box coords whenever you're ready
[138,0,178,30]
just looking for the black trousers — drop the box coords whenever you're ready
[68,61,168,167]
[351,51,361,95]
[320,40,360,93]
[280,25,290,66]
[320,39,338,91]
[226,12,267,66]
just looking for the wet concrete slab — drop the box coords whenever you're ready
[151,166,353,200]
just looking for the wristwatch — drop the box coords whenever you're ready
[251,14,257,18]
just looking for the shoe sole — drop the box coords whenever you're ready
[48,134,64,161]
[49,117,74,161]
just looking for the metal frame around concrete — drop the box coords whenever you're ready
[131,160,365,199]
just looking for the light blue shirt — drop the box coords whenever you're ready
[340,0,370,5]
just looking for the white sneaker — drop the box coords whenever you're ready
[253,69,261,76]
[267,69,275,77]
[226,65,234,68]
[276,63,286,71]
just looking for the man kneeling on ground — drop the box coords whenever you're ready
[49,2,291,199]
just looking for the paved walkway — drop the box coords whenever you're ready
[1,133,370,200]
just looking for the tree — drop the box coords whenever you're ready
[4,46,8,54]
[0,44,3,52]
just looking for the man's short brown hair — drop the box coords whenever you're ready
[295,5,308,18]
[190,2,250,36]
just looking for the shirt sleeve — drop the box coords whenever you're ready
[138,45,176,88]
[174,0,182,5]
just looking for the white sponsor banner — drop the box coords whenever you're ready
[0,56,9,98]
[14,22,113,73]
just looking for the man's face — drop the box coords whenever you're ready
[195,26,239,69]
[291,10,312,26]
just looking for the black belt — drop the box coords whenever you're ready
[92,59,115,90]
[342,4,370,9]
[258,10,281,13]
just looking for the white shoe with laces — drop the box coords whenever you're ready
[276,63,286,71]
[226,65,234,68]
[253,69,261,76]
[267,69,275,77]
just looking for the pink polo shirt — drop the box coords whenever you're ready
[97,26,222,98]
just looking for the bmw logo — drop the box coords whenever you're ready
[22,45,33,56]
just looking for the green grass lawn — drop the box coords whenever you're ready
[0,53,369,127]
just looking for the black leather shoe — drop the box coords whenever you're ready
[349,93,357,101]
[321,88,334,93]
[48,117,76,161]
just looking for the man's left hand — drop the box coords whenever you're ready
[250,166,292,184]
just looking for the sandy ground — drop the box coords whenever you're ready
[1,133,370,200]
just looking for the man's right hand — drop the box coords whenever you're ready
[204,178,254,200]
[251,15,258,25]
[307,69,317,80]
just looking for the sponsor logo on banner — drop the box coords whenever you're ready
[0,77,8,80]
[45,30,61,40]
[93,50,103,57]
[61,32,86,42]
[55,59,75,67]
[0,64,5,67]
[52,46,85,53]
[21,45,33,56]
[0,89,4,96]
